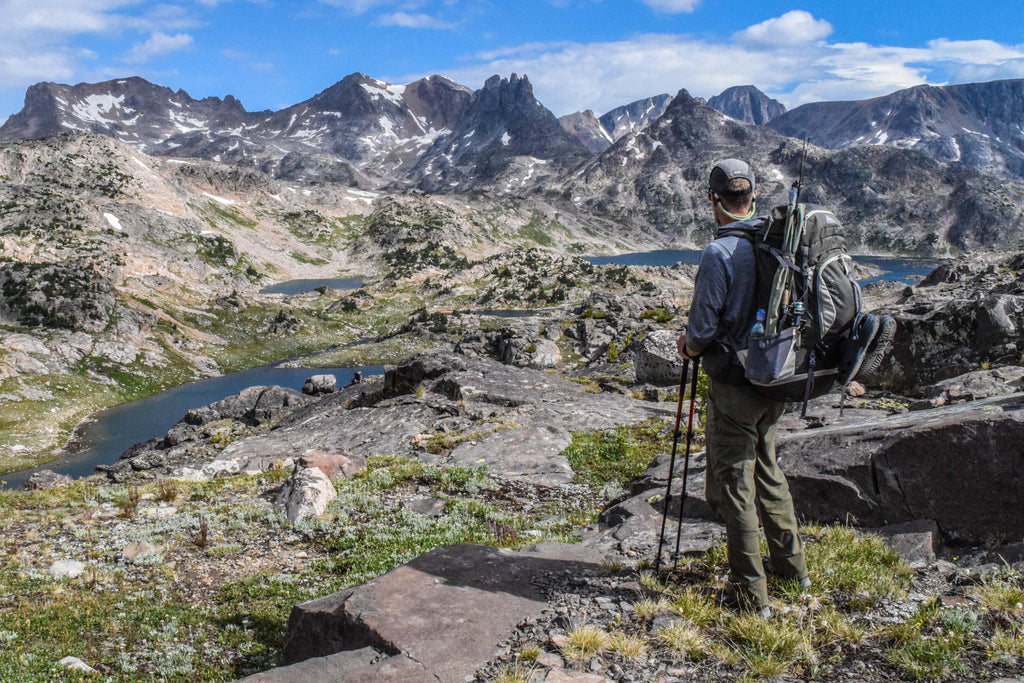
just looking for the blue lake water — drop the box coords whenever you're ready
[260,277,364,295]
[585,249,942,284]
[1,364,382,490]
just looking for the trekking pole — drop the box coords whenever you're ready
[655,357,689,572]
[672,355,701,571]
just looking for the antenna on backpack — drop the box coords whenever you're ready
[792,135,808,204]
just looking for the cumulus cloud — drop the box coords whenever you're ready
[378,11,452,29]
[734,10,833,46]
[125,32,193,63]
[638,0,700,12]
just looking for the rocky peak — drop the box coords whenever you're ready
[558,110,613,153]
[706,85,786,125]
[598,94,672,141]
[768,78,1024,179]
[401,75,473,130]
[411,73,592,192]
[0,76,262,144]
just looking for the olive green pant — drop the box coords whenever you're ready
[705,380,807,608]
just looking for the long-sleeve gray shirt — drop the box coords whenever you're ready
[686,217,764,360]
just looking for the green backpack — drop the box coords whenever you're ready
[729,202,864,410]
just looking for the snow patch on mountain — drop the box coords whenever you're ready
[72,94,126,125]
[103,213,123,231]
[202,192,236,206]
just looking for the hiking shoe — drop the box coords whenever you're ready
[856,314,897,377]
[716,589,772,619]
[837,313,881,384]
[763,556,812,590]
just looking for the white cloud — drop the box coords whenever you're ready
[734,10,832,46]
[638,0,700,13]
[0,0,132,33]
[926,38,1024,65]
[409,11,1024,117]
[0,51,77,88]
[125,32,193,63]
[378,11,452,29]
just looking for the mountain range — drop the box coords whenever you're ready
[4,72,1024,254]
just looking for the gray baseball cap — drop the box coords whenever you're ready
[709,158,755,196]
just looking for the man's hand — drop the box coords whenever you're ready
[676,333,693,359]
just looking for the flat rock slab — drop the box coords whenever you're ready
[218,351,671,486]
[236,647,433,683]
[450,424,574,485]
[284,542,606,682]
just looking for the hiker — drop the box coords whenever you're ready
[676,158,809,617]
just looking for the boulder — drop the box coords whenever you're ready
[275,466,338,525]
[874,520,940,568]
[529,339,563,369]
[283,542,605,681]
[122,541,162,563]
[633,329,684,386]
[209,385,312,426]
[296,449,365,480]
[776,393,1024,544]
[24,469,73,490]
[58,657,97,674]
[302,374,337,396]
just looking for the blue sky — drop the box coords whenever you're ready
[2,0,1023,123]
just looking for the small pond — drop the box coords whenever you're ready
[260,277,365,295]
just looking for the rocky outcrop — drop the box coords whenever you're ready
[0,261,115,332]
[101,351,673,486]
[776,393,1024,544]
[97,385,314,482]
[880,253,1024,390]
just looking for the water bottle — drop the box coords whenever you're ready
[750,308,766,339]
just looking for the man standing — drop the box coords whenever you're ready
[676,158,809,617]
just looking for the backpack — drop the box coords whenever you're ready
[728,202,862,408]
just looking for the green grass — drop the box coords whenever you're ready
[562,418,672,486]
[516,216,554,247]
[886,601,974,680]
[640,308,675,323]
[0,456,604,681]
[289,251,329,266]
[802,524,914,608]
[206,202,257,229]
[617,525,921,681]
